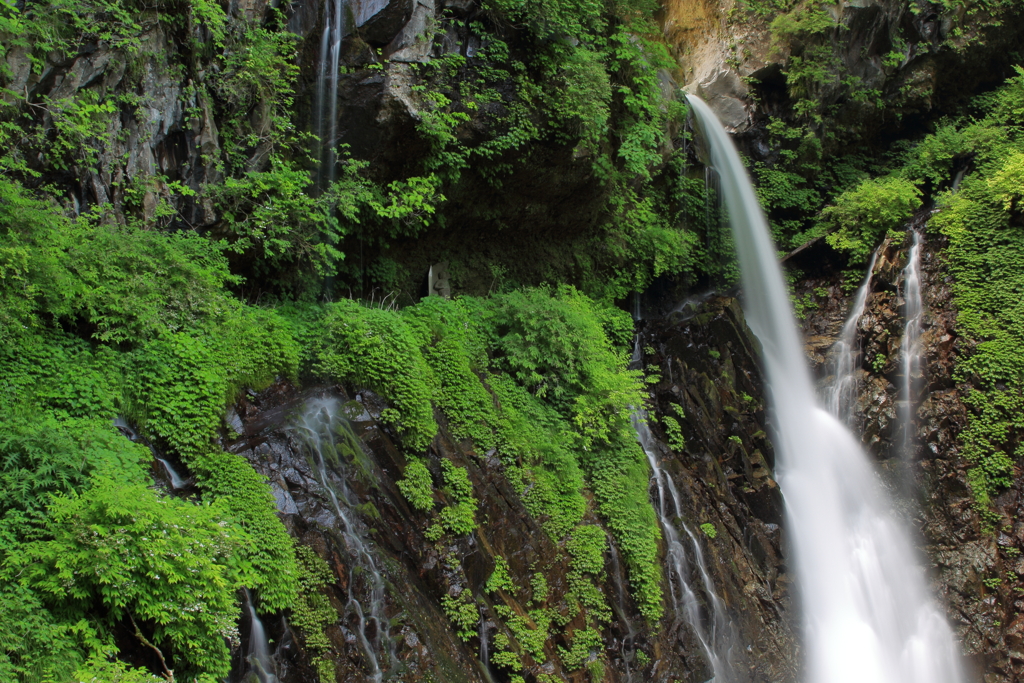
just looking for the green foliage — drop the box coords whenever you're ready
[11,480,246,679]
[398,458,436,511]
[700,522,718,539]
[487,555,515,594]
[441,590,480,642]
[557,625,603,670]
[291,547,338,683]
[496,604,552,662]
[823,177,922,262]
[400,0,697,303]
[0,583,85,682]
[770,4,836,43]
[439,459,478,536]
[0,178,239,344]
[530,572,550,605]
[566,525,607,576]
[490,631,524,673]
[661,414,686,451]
[859,68,1024,508]
[309,300,438,450]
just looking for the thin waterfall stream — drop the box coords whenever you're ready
[314,0,348,188]
[900,231,924,463]
[825,247,880,423]
[292,398,391,682]
[687,94,964,683]
[244,588,280,683]
[631,342,739,682]
[607,541,639,681]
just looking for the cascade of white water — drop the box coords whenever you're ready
[114,416,188,489]
[631,342,738,682]
[686,94,963,683]
[244,588,280,683]
[293,398,389,682]
[314,0,348,188]
[899,231,924,462]
[826,248,880,422]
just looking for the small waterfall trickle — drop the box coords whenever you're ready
[477,617,499,683]
[687,94,963,683]
[607,541,638,680]
[156,458,186,489]
[825,248,880,423]
[631,342,738,682]
[314,0,349,188]
[114,416,188,489]
[899,231,924,463]
[293,398,390,682]
[244,589,279,683]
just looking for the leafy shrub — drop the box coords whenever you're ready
[823,177,922,262]
[398,458,436,511]
[11,480,246,680]
[309,300,438,450]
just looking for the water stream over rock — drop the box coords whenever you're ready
[244,588,280,683]
[292,398,390,682]
[314,0,348,188]
[899,230,924,464]
[825,248,880,423]
[687,94,964,683]
[632,342,740,682]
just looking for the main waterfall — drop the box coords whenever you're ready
[686,95,964,683]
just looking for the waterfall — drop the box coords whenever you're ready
[244,588,280,683]
[686,95,963,683]
[293,398,389,682]
[899,231,924,463]
[607,541,638,681]
[114,416,187,489]
[825,248,880,422]
[156,458,186,489]
[631,343,738,682]
[315,0,348,188]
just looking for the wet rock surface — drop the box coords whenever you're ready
[641,296,798,683]
[211,294,798,683]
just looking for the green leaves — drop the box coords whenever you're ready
[12,480,246,679]
[822,177,922,263]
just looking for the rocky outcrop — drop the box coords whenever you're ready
[666,0,1024,140]
[176,293,798,683]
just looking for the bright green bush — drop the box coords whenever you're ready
[310,300,438,451]
[11,480,246,680]
[398,458,436,511]
[823,176,922,262]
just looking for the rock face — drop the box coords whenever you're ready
[210,294,797,683]
[666,0,1024,142]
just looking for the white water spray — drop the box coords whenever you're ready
[157,458,186,489]
[293,398,390,682]
[899,231,924,462]
[607,541,639,680]
[686,95,963,683]
[825,248,880,423]
[114,416,188,489]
